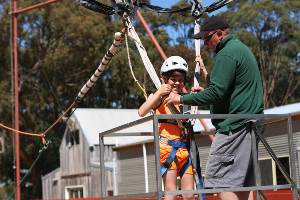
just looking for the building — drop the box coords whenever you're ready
[41,108,153,199]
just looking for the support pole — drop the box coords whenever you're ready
[136,10,167,60]
[153,115,163,199]
[287,116,299,200]
[11,0,20,199]
[9,1,61,199]
[99,135,106,198]
[251,129,261,200]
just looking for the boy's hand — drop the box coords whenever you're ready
[158,84,172,96]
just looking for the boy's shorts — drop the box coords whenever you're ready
[160,140,193,176]
[204,124,255,188]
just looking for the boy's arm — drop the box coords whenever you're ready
[138,84,171,117]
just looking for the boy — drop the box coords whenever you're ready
[138,56,194,200]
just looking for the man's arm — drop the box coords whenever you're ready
[165,55,236,106]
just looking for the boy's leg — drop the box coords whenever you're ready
[181,173,194,200]
[163,169,177,200]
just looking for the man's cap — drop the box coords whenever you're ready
[194,16,230,39]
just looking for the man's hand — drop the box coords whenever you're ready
[195,56,208,82]
[164,92,181,105]
[191,85,204,93]
[195,56,204,67]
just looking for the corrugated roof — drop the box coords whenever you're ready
[264,102,300,114]
[72,108,153,146]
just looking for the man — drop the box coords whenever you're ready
[164,16,264,200]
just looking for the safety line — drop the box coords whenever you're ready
[125,34,148,100]
[0,123,43,138]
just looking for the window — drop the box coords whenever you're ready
[66,129,80,147]
[259,159,273,186]
[52,178,58,186]
[107,190,113,196]
[259,156,290,185]
[65,185,84,199]
[276,157,290,185]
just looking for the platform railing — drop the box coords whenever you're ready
[98,113,299,200]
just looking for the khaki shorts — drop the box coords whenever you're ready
[204,123,255,188]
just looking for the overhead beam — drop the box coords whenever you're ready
[10,0,60,15]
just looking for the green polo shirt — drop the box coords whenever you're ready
[183,34,264,132]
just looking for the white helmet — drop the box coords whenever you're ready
[160,56,188,74]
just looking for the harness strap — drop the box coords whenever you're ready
[160,138,192,177]
[158,119,178,125]
[179,156,192,177]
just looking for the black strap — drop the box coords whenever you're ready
[158,119,178,125]
[78,0,115,15]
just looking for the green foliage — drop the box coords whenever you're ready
[224,0,300,108]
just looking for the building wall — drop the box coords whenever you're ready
[116,145,146,195]
[42,168,62,199]
[145,143,157,193]
[60,126,91,176]
[42,120,113,199]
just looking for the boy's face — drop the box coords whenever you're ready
[163,71,185,93]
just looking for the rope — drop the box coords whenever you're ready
[192,21,215,141]
[125,34,148,100]
[190,22,201,122]
[42,101,76,136]
[126,18,162,89]
[0,100,76,144]
[6,140,51,200]
[0,123,43,138]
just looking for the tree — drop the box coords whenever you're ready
[224,0,300,108]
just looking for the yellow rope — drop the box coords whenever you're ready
[125,33,148,100]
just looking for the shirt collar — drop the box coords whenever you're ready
[215,34,236,53]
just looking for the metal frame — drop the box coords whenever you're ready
[98,113,299,200]
[10,1,61,199]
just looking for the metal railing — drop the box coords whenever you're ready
[98,113,299,200]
